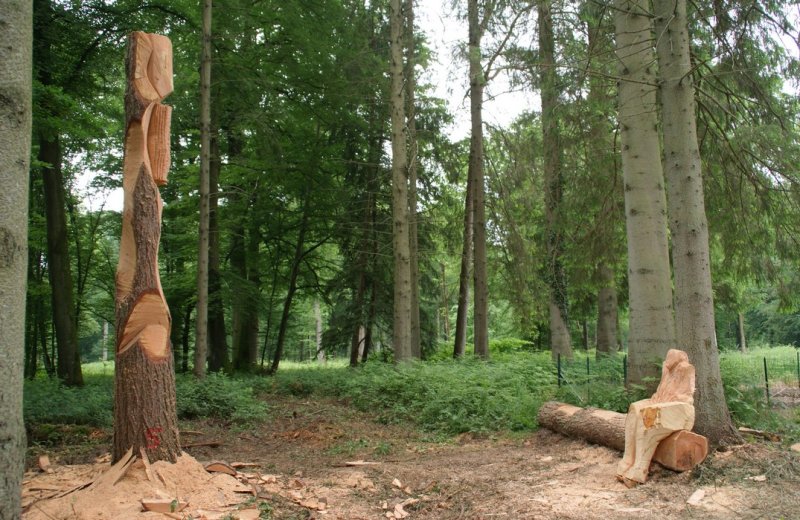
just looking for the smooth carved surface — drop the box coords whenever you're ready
[113,31,179,464]
[117,32,173,360]
[537,401,707,472]
[617,349,696,484]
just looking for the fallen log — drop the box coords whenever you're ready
[537,401,708,472]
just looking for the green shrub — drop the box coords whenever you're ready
[176,372,268,423]
[24,375,114,426]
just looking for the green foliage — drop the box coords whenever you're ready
[24,374,113,426]
[273,354,557,434]
[176,373,268,424]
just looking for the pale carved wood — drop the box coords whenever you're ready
[537,402,708,473]
[113,32,180,463]
[616,349,697,485]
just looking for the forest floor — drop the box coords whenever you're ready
[23,395,800,520]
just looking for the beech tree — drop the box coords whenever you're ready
[0,0,32,514]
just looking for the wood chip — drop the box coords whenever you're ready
[231,462,260,468]
[140,448,155,483]
[746,474,767,482]
[140,498,188,513]
[184,440,223,449]
[344,460,381,466]
[38,455,53,473]
[235,510,261,520]
[738,427,781,442]
[790,443,800,453]
[686,489,705,506]
[88,447,135,491]
[204,461,237,476]
[392,478,402,489]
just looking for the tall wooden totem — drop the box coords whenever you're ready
[113,32,180,463]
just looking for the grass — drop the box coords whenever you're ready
[24,345,800,443]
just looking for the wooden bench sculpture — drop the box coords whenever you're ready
[538,349,707,486]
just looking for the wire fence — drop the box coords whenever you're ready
[553,348,800,410]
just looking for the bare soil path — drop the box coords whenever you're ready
[24,395,800,519]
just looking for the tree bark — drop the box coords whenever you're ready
[207,124,228,372]
[0,0,31,512]
[195,0,212,378]
[389,0,412,362]
[654,0,740,446]
[441,262,450,342]
[404,0,421,359]
[39,135,83,386]
[596,264,619,356]
[737,313,747,353]
[469,0,489,359]
[614,0,675,385]
[539,0,571,362]
[315,300,324,363]
[537,402,707,472]
[113,32,180,463]
[453,178,473,358]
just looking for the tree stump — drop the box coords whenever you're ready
[113,32,180,463]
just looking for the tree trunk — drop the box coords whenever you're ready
[195,0,212,378]
[404,0,421,359]
[113,32,180,463]
[453,169,473,358]
[39,135,83,386]
[350,269,367,367]
[737,313,747,353]
[207,125,228,372]
[614,0,675,385]
[596,264,619,356]
[389,0,412,362]
[270,191,311,374]
[181,303,193,373]
[537,402,707,472]
[315,300,324,363]
[468,0,489,359]
[441,262,450,341]
[654,0,740,446]
[0,0,31,511]
[539,0,571,362]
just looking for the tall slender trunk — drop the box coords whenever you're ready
[539,0,571,361]
[405,0,421,359]
[737,313,747,353]
[207,125,228,372]
[350,269,367,367]
[270,190,311,374]
[654,0,740,446]
[468,0,489,359]
[0,0,31,510]
[614,0,675,385]
[441,262,450,341]
[39,135,83,385]
[453,179,473,358]
[195,0,212,378]
[181,303,193,373]
[596,264,619,356]
[315,300,324,363]
[389,0,412,362]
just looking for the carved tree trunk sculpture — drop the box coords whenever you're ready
[617,349,697,485]
[113,32,180,463]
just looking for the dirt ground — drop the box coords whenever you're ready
[23,396,800,520]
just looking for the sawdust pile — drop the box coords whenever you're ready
[24,453,254,520]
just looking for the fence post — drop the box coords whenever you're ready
[586,356,591,401]
[557,353,562,387]
[763,357,770,406]
[623,355,627,386]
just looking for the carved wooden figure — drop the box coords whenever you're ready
[616,349,696,485]
[113,32,180,463]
